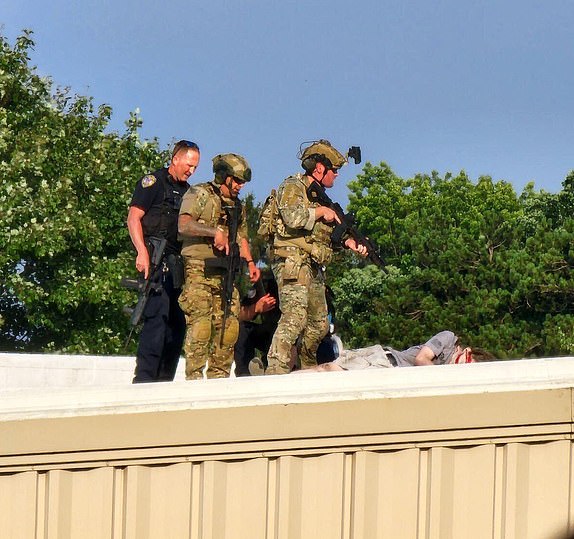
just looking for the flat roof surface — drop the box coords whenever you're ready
[1,355,573,420]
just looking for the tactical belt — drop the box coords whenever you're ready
[272,235,312,259]
[272,246,301,259]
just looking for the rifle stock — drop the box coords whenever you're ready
[306,181,385,269]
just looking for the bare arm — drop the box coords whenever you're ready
[239,293,277,321]
[178,213,229,253]
[414,345,436,366]
[298,362,345,373]
[240,237,260,282]
[178,213,218,238]
[127,206,150,278]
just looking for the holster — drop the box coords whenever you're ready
[166,253,185,289]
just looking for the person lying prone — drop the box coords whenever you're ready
[301,331,495,372]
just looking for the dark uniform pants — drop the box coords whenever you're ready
[133,272,186,383]
[233,321,275,376]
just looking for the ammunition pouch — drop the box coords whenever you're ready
[282,256,304,282]
[309,243,332,265]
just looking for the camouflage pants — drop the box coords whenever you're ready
[178,258,240,379]
[266,256,329,375]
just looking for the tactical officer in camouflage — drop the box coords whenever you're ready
[178,153,260,379]
[265,140,367,375]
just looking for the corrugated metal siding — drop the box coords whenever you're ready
[0,471,38,539]
[1,359,574,538]
[1,442,572,538]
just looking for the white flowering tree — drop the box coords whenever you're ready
[0,30,167,353]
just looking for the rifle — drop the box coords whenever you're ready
[121,236,167,346]
[306,181,385,269]
[205,203,242,346]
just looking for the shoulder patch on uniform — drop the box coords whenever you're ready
[187,184,210,213]
[141,175,157,188]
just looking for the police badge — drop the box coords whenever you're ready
[141,174,156,188]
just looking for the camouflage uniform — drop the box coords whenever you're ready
[266,173,333,374]
[178,181,248,379]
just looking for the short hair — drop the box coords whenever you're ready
[455,336,496,363]
[171,140,200,159]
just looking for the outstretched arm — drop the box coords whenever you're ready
[239,293,277,321]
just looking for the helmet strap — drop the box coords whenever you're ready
[220,176,235,198]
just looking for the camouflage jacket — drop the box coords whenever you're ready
[273,174,334,265]
[179,181,247,260]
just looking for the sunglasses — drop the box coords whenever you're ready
[172,140,200,157]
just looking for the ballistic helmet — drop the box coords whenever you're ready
[212,153,252,184]
[299,139,347,173]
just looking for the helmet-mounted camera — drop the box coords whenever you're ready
[347,146,361,164]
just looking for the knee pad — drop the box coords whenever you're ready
[221,318,239,346]
[191,318,212,342]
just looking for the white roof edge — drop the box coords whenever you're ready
[1,356,573,421]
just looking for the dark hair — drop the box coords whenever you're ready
[301,153,333,174]
[172,140,200,159]
[471,348,497,362]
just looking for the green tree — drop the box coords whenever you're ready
[0,30,166,353]
[329,163,574,358]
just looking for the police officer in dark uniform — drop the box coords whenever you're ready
[127,140,201,382]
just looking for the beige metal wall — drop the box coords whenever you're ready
[1,359,573,539]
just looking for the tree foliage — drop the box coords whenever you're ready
[0,30,166,353]
[3,29,574,360]
[328,163,574,358]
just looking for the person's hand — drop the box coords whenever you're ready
[315,205,341,224]
[135,249,150,278]
[248,261,261,282]
[344,238,368,257]
[214,227,229,254]
[255,293,277,314]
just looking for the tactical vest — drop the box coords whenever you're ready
[273,174,335,265]
[179,182,242,260]
[141,168,187,254]
[256,189,277,242]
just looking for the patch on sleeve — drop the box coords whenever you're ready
[141,175,157,188]
[188,185,209,213]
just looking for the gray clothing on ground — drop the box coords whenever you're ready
[333,331,458,370]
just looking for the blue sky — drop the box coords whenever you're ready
[3,0,573,204]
